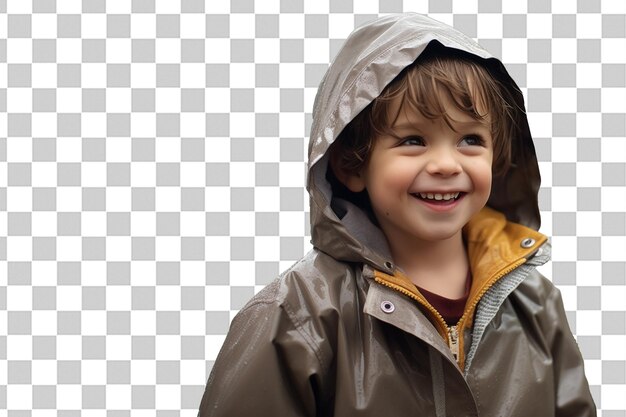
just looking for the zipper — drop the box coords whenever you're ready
[448,326,459,362]
[374,256,527,368]
[454,258,525,331]
[375,277,460,362]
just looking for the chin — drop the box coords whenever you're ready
[418,227,462,242]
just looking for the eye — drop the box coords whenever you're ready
[400,136,426,146]
[458,135,484,147]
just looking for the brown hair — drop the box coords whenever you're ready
[330,47,521,179]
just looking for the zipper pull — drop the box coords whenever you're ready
[448,325,459,362]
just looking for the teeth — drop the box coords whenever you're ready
[418,192,461,201]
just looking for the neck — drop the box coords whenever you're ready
[387,230,469,298]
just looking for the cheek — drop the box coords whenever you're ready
[366,158,414,190]
[465,156,492,192]
[468,159,493,194]
[374,168,416,199]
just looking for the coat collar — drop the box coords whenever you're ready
[463,206,547,313]
[366,206,548,369]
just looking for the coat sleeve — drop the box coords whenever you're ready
[545,285,597,417]
[197,298,326,417]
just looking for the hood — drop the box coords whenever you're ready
[307,13,541,270]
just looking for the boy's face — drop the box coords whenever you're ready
[344,93,493,246]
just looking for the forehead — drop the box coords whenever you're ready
[387,88,491,129]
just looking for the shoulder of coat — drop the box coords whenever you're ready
[509,269,558,311]
[238,249,359,313]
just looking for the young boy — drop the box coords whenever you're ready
[199,13,596,416]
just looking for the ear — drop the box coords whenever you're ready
[328,149,366,193]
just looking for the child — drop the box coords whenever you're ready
[199,13,596,416]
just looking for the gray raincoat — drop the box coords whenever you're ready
[199,13,596,416]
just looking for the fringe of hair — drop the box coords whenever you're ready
[332,52,523,178]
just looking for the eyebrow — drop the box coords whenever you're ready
[392,119,489,129]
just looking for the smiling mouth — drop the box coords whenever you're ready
[412,192,465,202]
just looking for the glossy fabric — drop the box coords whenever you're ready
[199,13,595,416]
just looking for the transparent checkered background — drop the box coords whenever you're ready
[1,0,625,415]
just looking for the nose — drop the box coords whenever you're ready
[425,146,462,177]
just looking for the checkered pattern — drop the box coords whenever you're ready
[1,0,625,414]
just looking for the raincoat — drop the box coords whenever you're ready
[198,13,596,416]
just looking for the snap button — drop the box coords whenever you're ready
[520,238,535,248]
[380,301,395,313]
[384,261,393,270]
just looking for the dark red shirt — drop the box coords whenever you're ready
[417,270,472,326]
